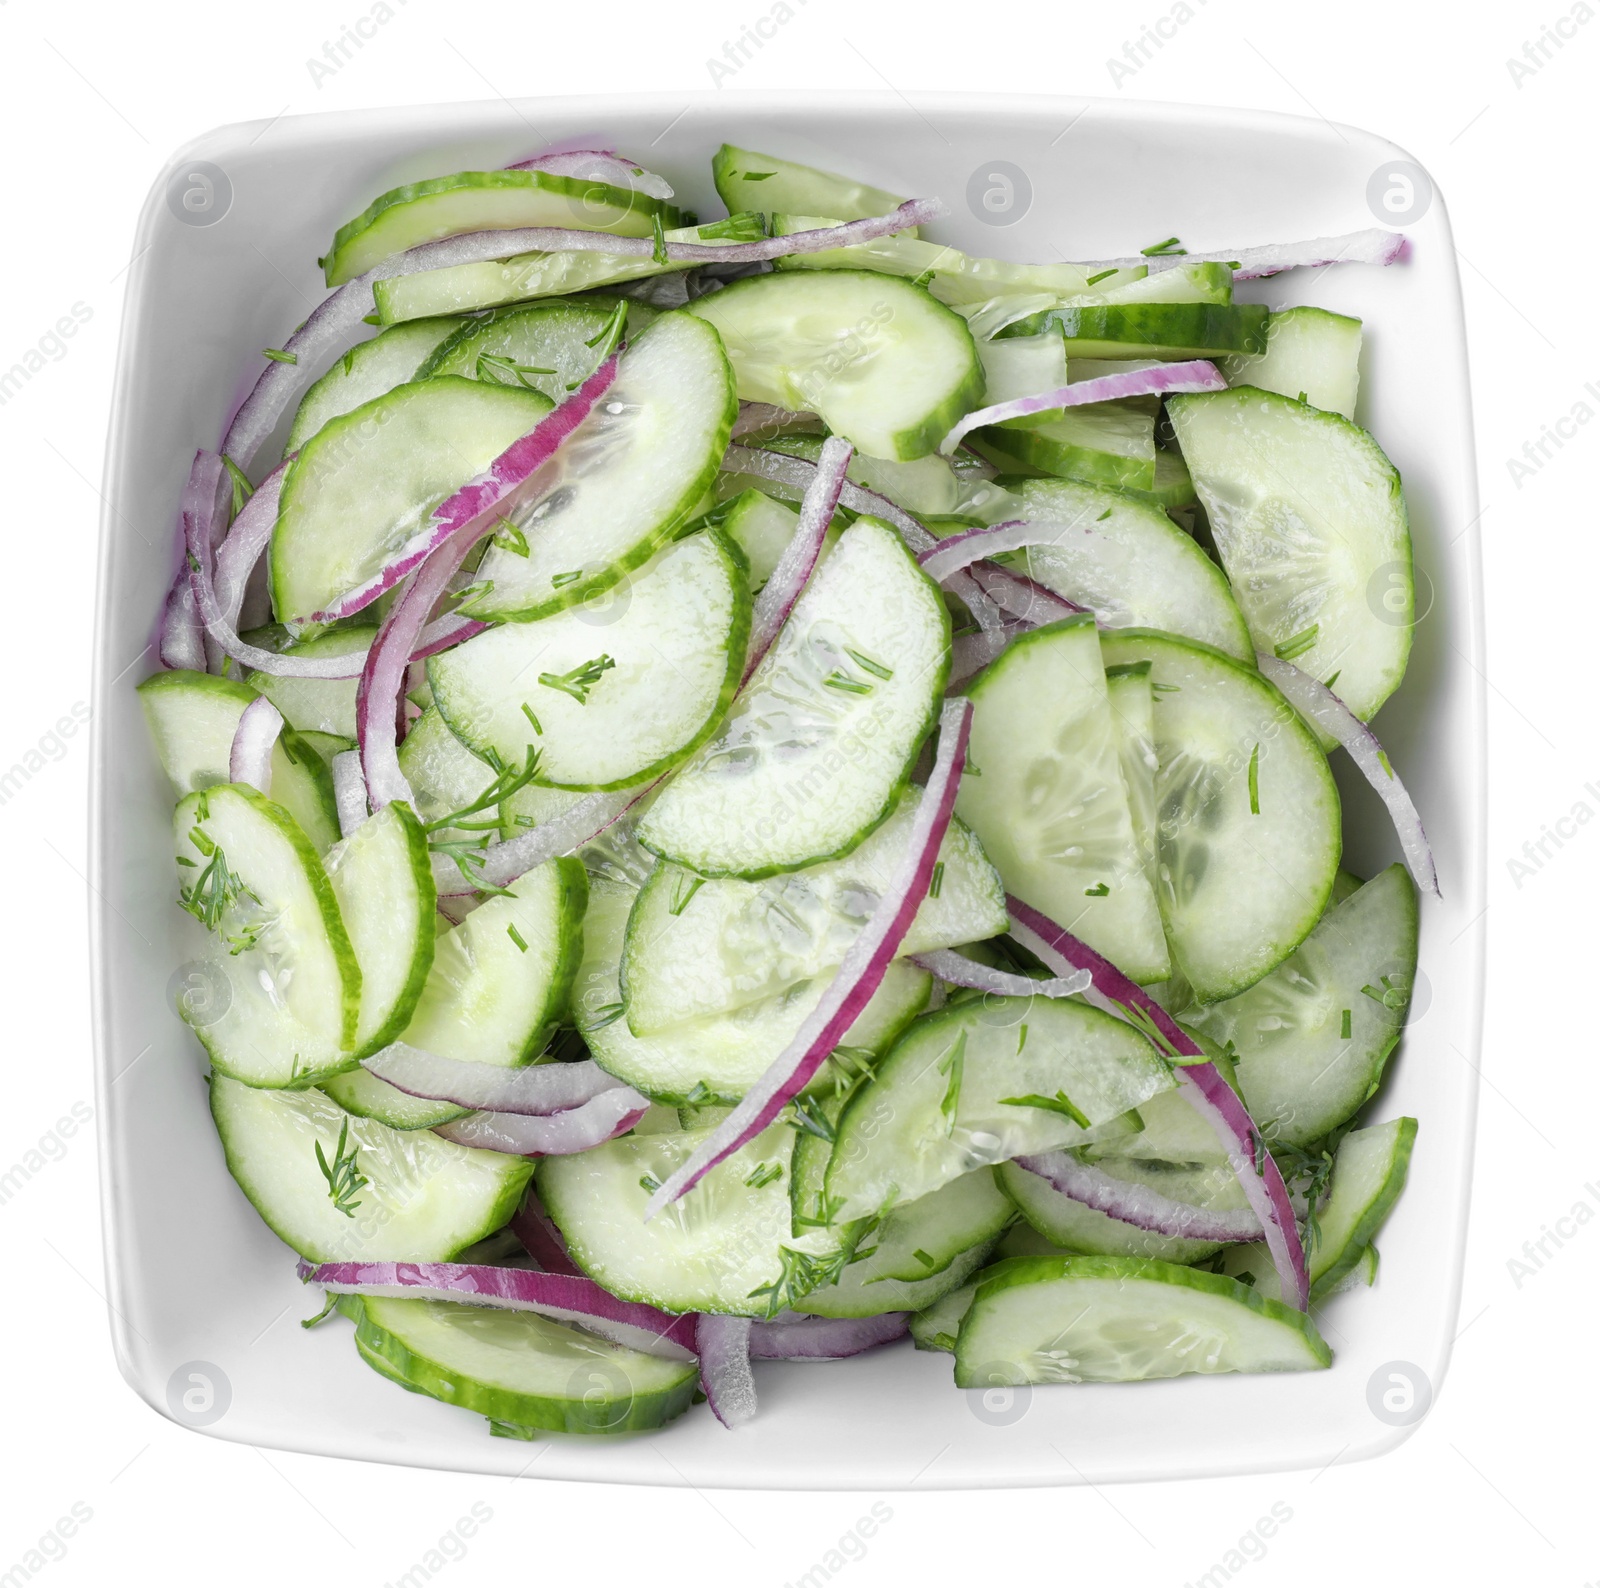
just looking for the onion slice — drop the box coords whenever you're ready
[212,461,288,638]
[509,1192,584,1276]
[160,452,232,672]
[748,1311,909,1360]
[433,1088,650,1156]
[938,360,1227,457]
[1003,894,1310,1310]
[644,698,973,1218]
[363,1044,632,1116]
[331,750,369,837]
[911,947,1090,1001]
[296,1259,697,1359]
[1256,653,1440,898]
[745,436,852,680]
[696,1314,757,1428]
[506,145,675,201]
[1013,1151,1265,1242]
[1080,228,1408,281]
[731,401,817,439]
[228,695,282,793]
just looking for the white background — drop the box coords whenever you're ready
[2,0,1594,1583]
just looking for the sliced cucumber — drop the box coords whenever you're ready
[323,802,435,1059]
[799,1235,1003,1319]
[271,377,553,626]
[997,301,1269,360]
[1220,1117,1416,1304]
[978,476,1254,660]
[637,519,948,879]
[538,1124,794,1315]
[210,1075,531,1260]
[995,1159,1224,1264]
[463,311,736,623]
[909,1276,982,1353]
[413,299,622,405]
[1183,865,1416,1147]
[980,401,1156,491]
[350,1293,697,1435]
[285,318,464,453]
[713,149,909,226]
[138,670,340,853]
[1167,387,1412,723]
[429,530,748,790]
[322,168,680,286]
[1223,306,1362,421]
[686,270,982,461]
[1106,661,1160,895]
[825,997,1175,1222]
[956,616,1169,982]
[976,332,1066,405]
[575,876,930,1103]
[753,431,985,520]
[953,1255,1330,1385]
[624,786,1005,1033]
[373,217,758,324]
[715,488,823,592]
[396,705,494,846]
[323,859,586,1129]
[173,785,359,1085]
[1097,629,1341,1003]
[247,626,376,739]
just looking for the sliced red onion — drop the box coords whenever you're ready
[1014,1151,1264,1242]
[331,750,369,837]
[934,536,1086,629]
[434,1087,649,1156]
[748,1311,909,1360]
[731,401,818,439]
[1003,894,1309,1310]
[506,144,675,202]
[696,1314,757,1428]
[228,695,282,793]
[1256,654,1439,898]
[222,202,940,471]
[745,436,851,681]
[510,1192,584,1276]
[910,947,1090,1001]
[506,132,616,163]
[645,698,973,1218]
[939,360,1227,457]
[1081,228,1408,280]
[413,611,489,660]
[160,452,232,671]
[158,573,207,673]
[213,461,288,643]
[297,1259,697,1359]
[364,1044,630,1115]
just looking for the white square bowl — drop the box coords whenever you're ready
[91,90,1484,1489]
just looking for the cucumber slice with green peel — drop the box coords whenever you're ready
[1129,448,1198,512]
[321,168,682,287]
[1106,662,1160,895]
[538,1124,795,1315]
[636,519,950,879]
[714,150,910,227]
[753,431,988,520]
[462,312,737,623]
[953,1255,1331,1385]
[323,859,586,1129]
[983,401,1157,491]
[1219,1117,1416,1304]
[413,299,623,405]
[271,376,554,627]
[1223,306,1362,420]
[995,1159,1224,1264]
[714,488,831,593]
[323,802,435,1059]
[1093,261,1236,307]
[297,730,355,770]
[1080,1047,1241,1166]
[996,301,1270,361]
[430,530,749,791]
[685,269,983,461]
[210,1075,532,1260]
[1167,387,1413,724]
[909,1275,983,1353]
[1182,865,1418,1147]
[395,705,494,846]
[173,785,360,1085]
[955,616,1170,982]
[624,786,1005,1034]
[825,996,1176,1223]
[285,317,464,453]
[1330,866,1365,905]
[797,1233,1003,1320]
[247,626,376,739]
[349,1293,698,1436]
[139,670,341,853]
[575,877,930,1104]
[977,332,1066,406]
[1096,629,1341,1003]
[372,217,759,324]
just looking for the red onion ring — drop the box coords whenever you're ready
[296,1259,696,1359]
[506,146,675,202]
[747,1311,909,1360]
[363,1044,634,1116]
[938,360,1227,457]
[1003,894,1310,1310]
[510,1191,584,1277]
[696,1314,757,1428]
[644,698,973,1218]
[160,452,232,671]
[1080,228,1408,281]
[731,401,818,439]
[910,947,1090,1001]
[1256,654,1439,898]
[212,461,288,641]
[228,695,282,793]
[432,1089,649,1156]
[331,750,369,837]
[1013,1151,1265,1242]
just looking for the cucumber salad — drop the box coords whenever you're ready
[143,136,1431,1437]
